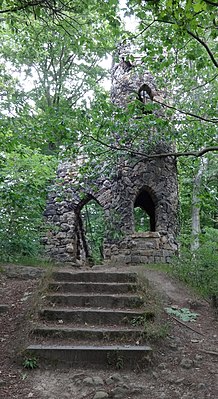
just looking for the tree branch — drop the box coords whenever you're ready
[187,30,218,68]
[185,73,218,93]
[153,98,218,123]
[132,19,156,39]
[84,131,218,159]
[0,0,46,14]
[155,18,217,67]
[170,315,204,335]
[137,147,218,159]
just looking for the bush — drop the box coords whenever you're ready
[172,228,218,303]
[0,146,56,261]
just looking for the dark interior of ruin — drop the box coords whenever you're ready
[134,189,156,231]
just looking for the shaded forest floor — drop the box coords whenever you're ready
[0,264,217,399]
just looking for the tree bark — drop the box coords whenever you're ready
[191,157,208,252]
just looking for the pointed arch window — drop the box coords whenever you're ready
[134,189,156,232]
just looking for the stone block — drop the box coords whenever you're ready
[66,243,74,253]
[50,247,59,254]
[59,214,67,223]
[52,215,60,223]
[60,223,70,232]
[127,187,135,194]
[144,240,157,249]
[60,239,71,245]
[58,247,66,254]
[104,249,111,258]
[119,241,128,250]
[133,250,154,257]
[154,256,165,263]
[146,256,154,263]
[110,245,119,255]
[44,245,53,250]
[160,235,168,244]
[111,254,131,264]
[131,255,144,264]
[155,250,164,257]
[67,231,75,239]
[56,232,67,239]
[136,240,158,250]
[123,176,132,186]
[44,208,56,216]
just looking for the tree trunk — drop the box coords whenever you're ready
[191,157,208,252]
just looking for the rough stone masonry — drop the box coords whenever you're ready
[42,43,179,266]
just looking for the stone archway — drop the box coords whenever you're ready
[134,188,156,232]
[78,198,105,264]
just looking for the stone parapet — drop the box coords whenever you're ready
[104,232,178,265]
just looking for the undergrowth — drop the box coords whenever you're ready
[136,273,169,342]
[141,229,218,308]
[171,230,218,306]
[0,256,54,269]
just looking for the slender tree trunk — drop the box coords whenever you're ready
[191,157,208,252]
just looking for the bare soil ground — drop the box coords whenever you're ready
[0,264,217,399]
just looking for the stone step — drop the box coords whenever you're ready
[26,269,153,368]
[52,271,138,283]
[26,344,152,368]
[46,293,144,309]
[31,325,144,342]
[48,282,137,294]
[39,307,154,325]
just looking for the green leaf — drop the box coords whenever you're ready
[165,307,199,321]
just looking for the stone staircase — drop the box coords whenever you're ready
[27,269,152,368]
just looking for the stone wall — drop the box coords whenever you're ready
[43,152,179,265]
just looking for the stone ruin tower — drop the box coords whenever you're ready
[43,43,179,266]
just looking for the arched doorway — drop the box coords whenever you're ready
[77,198,105,264]
[134,188,156,232]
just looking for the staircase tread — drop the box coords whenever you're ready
[50,282,137,285]
[47,293,141,297]
[53,271,137,275]
[32,324,143,332]
[27,344,152,351]
[41,307,146,313]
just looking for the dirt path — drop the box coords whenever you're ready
[0,265,217,399]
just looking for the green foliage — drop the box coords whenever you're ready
[134,207,150,232]
[165,306,199,322]
[22,356,38,369]
[127,0,217,66]
[81,200,105,264]
[115,355,124,370]
[130,311,155,326]
[0,256,53,268]
[172,228,218,300]
[178,154,218,242]
[0,146,57,261]
[0,0,121,45]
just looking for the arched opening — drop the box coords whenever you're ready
[134,189,156,232]
[78,198,105,264]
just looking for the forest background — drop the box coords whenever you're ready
[0,0,217,301]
